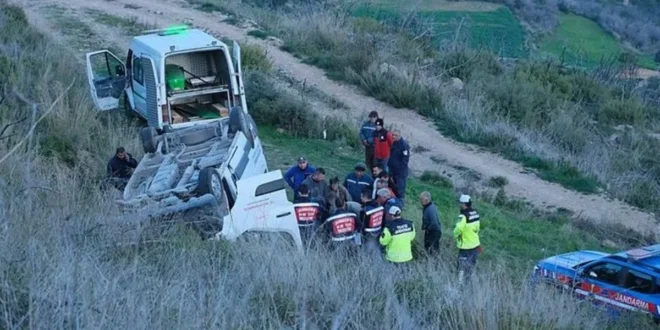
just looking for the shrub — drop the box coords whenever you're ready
[599,98,648,125]
[419,170,453,188]
[488,176,509,188]
[244,70,358,146]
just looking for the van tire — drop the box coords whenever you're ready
[197,167,223,202]
[229,106,254,149]
[140,127,158,154]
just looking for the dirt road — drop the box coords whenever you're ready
[16,0,660,239]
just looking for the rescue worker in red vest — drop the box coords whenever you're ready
[379,206,415,264]
[325,197,359,253]
[293,184,323,248]
[454,194,481,284]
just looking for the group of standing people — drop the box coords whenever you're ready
[284,111,482,282]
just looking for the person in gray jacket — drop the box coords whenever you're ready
[302,168,330,207]
[420,191,442,255]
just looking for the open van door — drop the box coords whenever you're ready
[85,50,127,111]
[219,170,303,251]
[231,41,249,114]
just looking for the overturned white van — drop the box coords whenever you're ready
[86,25,302,250]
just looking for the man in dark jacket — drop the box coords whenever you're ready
[284,156,316,197]
[388,130,410,203]
[419,191,442,256]
[106,147,138,190]
[302,167,330,206]
[359,111,379,171]
[344,162,372,202]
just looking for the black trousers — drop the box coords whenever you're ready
[424,230,441,255]
[365,145,375,172]
[457,247,479,277]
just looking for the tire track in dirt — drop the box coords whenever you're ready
[17,0,660,240]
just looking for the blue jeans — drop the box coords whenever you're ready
[375,157,389,173]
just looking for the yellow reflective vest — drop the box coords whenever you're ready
[453,208,480,250]
[379,218,415,263]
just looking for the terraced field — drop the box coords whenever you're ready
[352,0,527,58]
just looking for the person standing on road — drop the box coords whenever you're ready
[284,156,316,198]
[373,118,393,173]
[453,194,481,284]
[344,162,372,202]
[107,147,139,190]
[420,191,442,256]
[379,206,415,264]
[388,130,410,203]
[359,111,379,171]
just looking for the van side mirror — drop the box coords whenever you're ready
[115,65,125,76]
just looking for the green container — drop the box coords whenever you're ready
[165,64,185,91]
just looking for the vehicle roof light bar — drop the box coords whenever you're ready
[626,246,660,260]
[141,24,191,36]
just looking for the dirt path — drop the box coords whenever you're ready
[16,0,660,240]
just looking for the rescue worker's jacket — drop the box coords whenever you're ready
[293,201,321,228]
[379,218,415,263]
[360,201,384,235]
[453,207,481,250]
[326,210,358,242]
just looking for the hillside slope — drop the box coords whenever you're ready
[15,0,660,239]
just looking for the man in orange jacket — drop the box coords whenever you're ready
[373,118,393,173]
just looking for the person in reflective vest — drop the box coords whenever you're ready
[453,194,481,284]
[325,198,358,251]
[360,187,384,237]
[293,185,322,247]
[379,206,415,263]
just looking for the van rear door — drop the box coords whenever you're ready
[219,170,303,251]
[231,41,248,113]
[141,55,162,129]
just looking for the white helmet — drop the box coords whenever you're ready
[459,194,471,204]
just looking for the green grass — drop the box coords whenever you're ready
[259,126,618,271]
[540,13,658,70]
[352,5,527,58]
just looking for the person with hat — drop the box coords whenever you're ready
[453,194,481,284]
[379,206,415,263]
[284,156,316,198]
[359,111,379,171]
[373,118,393,173]
[344,162,373,202]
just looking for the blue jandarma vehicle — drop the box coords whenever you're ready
[533,244,660,320]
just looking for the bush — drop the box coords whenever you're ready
[244,70,358,146]
[488,176,509,188]
[419,170,453,188]
[599,98,648,125]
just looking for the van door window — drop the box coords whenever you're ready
[133,55,143,85]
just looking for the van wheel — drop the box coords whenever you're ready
[140,127,158,154]
[197,167,223,202]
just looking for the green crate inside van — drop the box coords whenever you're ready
[165,64,185,91]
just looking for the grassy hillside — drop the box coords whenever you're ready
[3,2,659,328]
[352,1,527,58]
[540,13,658,70]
